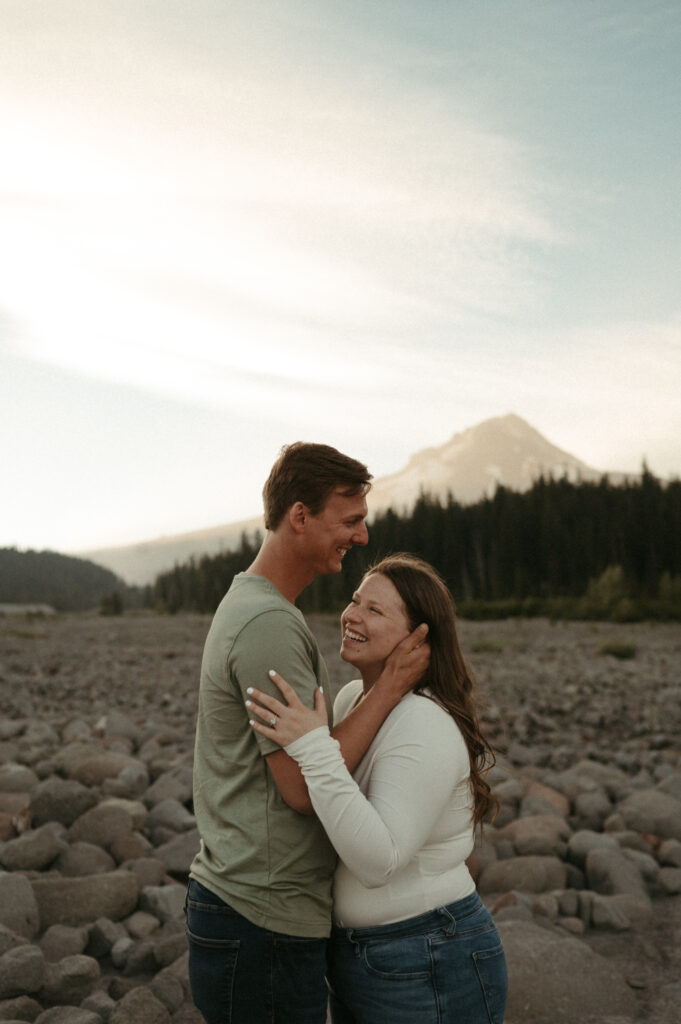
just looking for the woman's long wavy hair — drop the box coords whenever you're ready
[364,553,498,828]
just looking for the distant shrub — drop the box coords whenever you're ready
[598,641,637,660]
[457,599,527,620]
[100,591,124,616]
[471,639,504,654]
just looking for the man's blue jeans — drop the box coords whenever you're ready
[327,890,507,1024]
[185,879,328,1024]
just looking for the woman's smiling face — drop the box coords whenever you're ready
[340,572,412,675]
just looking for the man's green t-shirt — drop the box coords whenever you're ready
[190,573,336,937]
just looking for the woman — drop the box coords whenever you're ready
[247,554,507,1024]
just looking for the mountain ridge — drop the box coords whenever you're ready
[80,413,626,585]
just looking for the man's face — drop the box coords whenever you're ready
[302,488,369,575]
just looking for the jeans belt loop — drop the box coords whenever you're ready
[439,905,457,936]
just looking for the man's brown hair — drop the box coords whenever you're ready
[262,442,372,530]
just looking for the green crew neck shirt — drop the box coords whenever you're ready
[190,572,336,937]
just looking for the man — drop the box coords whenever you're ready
[187,442,429,1024]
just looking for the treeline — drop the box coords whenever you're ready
[0,548,132,613]
[151,471,681,621]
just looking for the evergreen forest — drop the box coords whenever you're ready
[151,471,681,621]
[0,548,129,613]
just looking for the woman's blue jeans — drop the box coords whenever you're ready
[185,879,328,1024]
[327,891,507,1024]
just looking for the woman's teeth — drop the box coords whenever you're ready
[344,628,367,642]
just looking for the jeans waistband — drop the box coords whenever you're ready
[331,889,482,943]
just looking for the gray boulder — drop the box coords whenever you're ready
[147,799,196,833]
[0,872,40,939]
[68,752,141,788]
[109,985,172,1023]
[657,772,681,802]
[565,760,630,800]
[154,829,200,874]
[30,777,97,828]
[94,710,142,747]
[0,764,39,793]
[0,993,43,1019]
[150,965,185,1013]
[590,892,652,930]
[99,797,148,830]
[35,1009,102,1024]
[154,930,190,968]
[102,761,150,799]
[622,847,659,882]
[143,766,193,808]
[61,719,94,743]
[80,990,117,1019]
[615,788,681,841]
[39,924,89,962]
[86,916,128,958]
[499,918,632,1022]
[55,840,116,876]
[68,804,134,849]
[110,831,153,864]
[659,867,681,894]
[0,945,45,999]
[139,885,186,923]
[493,777,523,805]
[121,856,166,889]
[585,847,649,899]
[0,922,27,957]
[494,815,571,858]
[658,838,681,867]
[40,954,100,1005]
[0,824,65,871]
[111,936,135,969]
[123,938,158,975]
[572,788,613,830]
[22,721,60,747]
[479,855,567,895]
[124,910,161,939]
[518,794,564,819]
[31,871,140,930]
[567,829,620,868]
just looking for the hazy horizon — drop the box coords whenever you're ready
[3,1,679,552]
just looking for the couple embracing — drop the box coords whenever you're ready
[186,442,507,1024]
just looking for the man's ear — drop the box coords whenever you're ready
[288,502,307,533]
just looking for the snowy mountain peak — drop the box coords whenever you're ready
[368,413,603,514]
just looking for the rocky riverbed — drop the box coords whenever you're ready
[0,611,680,1023]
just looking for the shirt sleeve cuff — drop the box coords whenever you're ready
[284,726,332,759]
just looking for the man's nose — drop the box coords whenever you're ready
[353,521,369,546]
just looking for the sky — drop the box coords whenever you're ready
[2,0,680,553]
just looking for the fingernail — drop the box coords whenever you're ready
[319,686,324,693]
[249,719,254,726]
[268,669,276,677]
[245,700,251,708]
[246,687,254,694]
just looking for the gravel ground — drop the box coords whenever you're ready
[1,610,680,1022]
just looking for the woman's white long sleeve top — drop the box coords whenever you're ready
[285,680,476,928]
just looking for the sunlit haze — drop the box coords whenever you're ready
[2,0,679,552]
